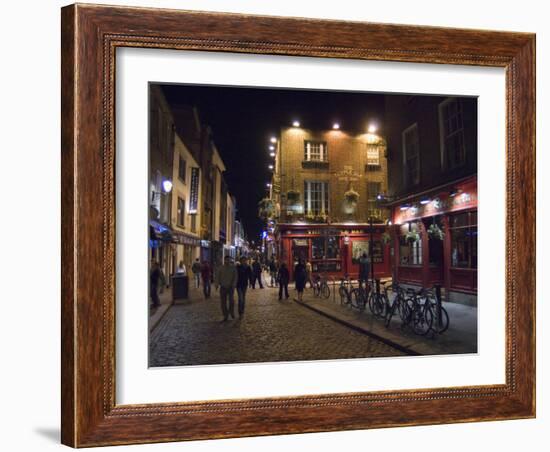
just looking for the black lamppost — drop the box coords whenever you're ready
[369,216,375,283]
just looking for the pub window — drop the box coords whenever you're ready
[439,98,466,170]
[304,141,327,162]
[450,210,477,269]
[402,123,420,187]
[399,222,422,266]
[366,145,380,167]
[178,155,187,183]
[304,181,329,216]
[367,182,383,220]
[312,236,340,260]
[177,197,185,227]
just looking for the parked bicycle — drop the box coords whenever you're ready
[424,287,450,335]
[312,273,331,299]
[382,281,408,327]
[367,279,387,319]
[338,276,355,307]
[403,288,433,335]
[350,279,370,311]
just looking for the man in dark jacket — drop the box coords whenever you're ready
[236,257,253,319]
[149,260,161,308]
[251,259,264,289]
[200,261,212,299]
[268,257,278,287]
[277,262,290,300]
[358,252,371,283]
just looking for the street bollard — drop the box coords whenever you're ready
[434,284,442,329]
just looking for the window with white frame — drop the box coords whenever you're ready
[366,145,380,167]
[439,98,466,170]
[402,123,420,187]
[304,181,329,216]
[367,181,383,219]
[304,141,327,162]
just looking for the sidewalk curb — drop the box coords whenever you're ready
[294,299,420,356]
[149,301,174,332]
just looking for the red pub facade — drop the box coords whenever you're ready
[275,223,391,282]
[389,176,477,305]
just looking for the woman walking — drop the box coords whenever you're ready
[294,258,307,302]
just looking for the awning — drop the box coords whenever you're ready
[171,231,201,246]
[149,220,172,242]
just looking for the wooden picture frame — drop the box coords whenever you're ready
[61,3,535,447]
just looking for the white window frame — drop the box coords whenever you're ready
[366,145,380,166]
[304,180,329,215]
[438,97,466,170]
[304,141,327,162]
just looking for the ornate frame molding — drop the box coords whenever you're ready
[61,4,535,447]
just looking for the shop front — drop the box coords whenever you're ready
[275,223,391,281]
[149,220,173,286]
[171,231,201,275]
[390,176,477,305]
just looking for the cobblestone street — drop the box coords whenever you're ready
[149,283,405,367]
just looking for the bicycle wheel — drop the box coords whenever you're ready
[339,286,348,305]
[371,294,385,318]
[412,303,433,335]
[313,284,320,297]
[384,298,398,327]
[397,298,408,322]
[321,283,330,299]
[432,305,449,334]
[368,292,377,315]
[350,289,361,310]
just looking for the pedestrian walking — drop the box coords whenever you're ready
[236,256,253,319]
[268,257,278,287]
[251,259,264,289]
[149,260,161,308]
[277,262,290,300]
[200,261,212,299]
[358,252,370,284]
[305,260,313,289]
[158,265,166,294]
[215,255,238,321]
[294,258,307,302]
[176,260,186,274]
[191,258,201,288]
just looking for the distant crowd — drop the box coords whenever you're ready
[149,255,318,322]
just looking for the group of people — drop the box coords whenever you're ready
[151,253,365,321]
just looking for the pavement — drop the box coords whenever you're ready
[149,287,175,332]
[149,279,406,367]
[297,282,478,356]
[149,273,477,367]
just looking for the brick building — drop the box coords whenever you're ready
[270,125,391,280]
[384,95,478,305]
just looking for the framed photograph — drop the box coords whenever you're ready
[61,3,535,447]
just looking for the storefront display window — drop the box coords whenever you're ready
[450,210,477,268]
[400,222,422,266]
[312,236,340,260]
[424,216,444,266]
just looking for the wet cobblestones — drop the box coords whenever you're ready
[149,286,405,367]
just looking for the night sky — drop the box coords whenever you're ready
[162,84,386,242]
